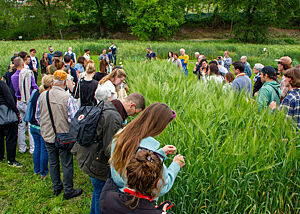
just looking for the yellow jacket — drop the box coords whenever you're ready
[179,54,189,69]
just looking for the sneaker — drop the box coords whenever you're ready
[8,161,23,168]
[63,188,83,200]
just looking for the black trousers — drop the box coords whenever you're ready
[33,71,38,84]
[45,142,74,194]
[0,123,18,162]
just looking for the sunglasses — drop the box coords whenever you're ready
[137,146,165,162]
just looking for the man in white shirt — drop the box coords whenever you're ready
[83,49,90,61]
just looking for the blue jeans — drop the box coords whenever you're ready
[89,176,105,214]
[30,125,48,177]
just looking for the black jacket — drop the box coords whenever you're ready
[72,101,124,181]
[253,76,263,96]
[0,80,19,115]
[102,191,171,214]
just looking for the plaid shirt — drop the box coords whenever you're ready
[280,88,300,130]
[35,95,78,124]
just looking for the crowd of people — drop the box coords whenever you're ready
[150,48,300,119]
[0,43,299,214]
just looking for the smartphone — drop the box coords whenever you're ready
[156,200,173,211]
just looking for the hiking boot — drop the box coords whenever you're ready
[63,188,83,200]
[8,161,23,168]
[54,187,63,196]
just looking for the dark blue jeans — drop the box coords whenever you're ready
[113,54,117,65]
[89,176,105,214]
[30,125,48,177]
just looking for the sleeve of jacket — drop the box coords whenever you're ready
[28,61,33,70]
[232,80,239,92]
[102,113,123,158]
[36,57,39,69]
[0,81,19,114]
[159,162,181,196]
[257,87,268,110]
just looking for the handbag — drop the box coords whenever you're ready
[0,105,18,125]
[46,91,76,150]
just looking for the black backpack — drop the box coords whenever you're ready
[69,101,105,147]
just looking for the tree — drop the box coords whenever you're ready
[127,0,186,40]
[217,0,276,43]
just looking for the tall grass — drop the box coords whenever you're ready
[125,60,299,213]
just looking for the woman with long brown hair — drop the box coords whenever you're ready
[40,52,49,77]
[109,103,185,197]
[102,150,171,213]
[96,67,126,100]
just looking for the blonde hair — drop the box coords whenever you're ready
[39,75,54,93]
[85,60,96,74]
[99,68,126,92]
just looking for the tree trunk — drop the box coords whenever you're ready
[185,0,190,16]
[94,0,105,37]
[230,16,233,38]
[56,15,63,40]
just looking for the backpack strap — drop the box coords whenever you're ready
[46,91,57,134]
[269,85,280,100]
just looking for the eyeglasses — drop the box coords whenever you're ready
[136,146,165,162]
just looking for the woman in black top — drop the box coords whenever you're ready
[68,60,98,106]
[0,76,22,167]
[252,63,264,96]
[102,150,171,214]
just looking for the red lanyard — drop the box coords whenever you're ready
[124,188,153,202]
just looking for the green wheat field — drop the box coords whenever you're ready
[0,40,299,213]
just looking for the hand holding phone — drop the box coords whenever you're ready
[156,200,173,211]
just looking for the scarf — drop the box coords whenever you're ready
[19,68,33,104]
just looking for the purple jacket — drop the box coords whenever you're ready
[11,70,39,100]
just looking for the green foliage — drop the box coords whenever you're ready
[127,0,186,40]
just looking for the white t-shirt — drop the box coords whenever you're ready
[218,65,228,75]
[30,56,37,69]
[84,53,90,61]
[100,80,117,100]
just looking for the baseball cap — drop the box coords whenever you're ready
[53,70,67,81]
[261,66,277,78]
[53,51,63,57]
[274,56,292,65]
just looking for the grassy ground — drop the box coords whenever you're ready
[0,150,93,213]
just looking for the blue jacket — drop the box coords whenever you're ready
[110,136,181,197]
[28,56,39,71]
[47,53,54,65]
[244,62,252,78]
[23,89,39,126]
[74,63,84,73]
[70,67,78,83]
